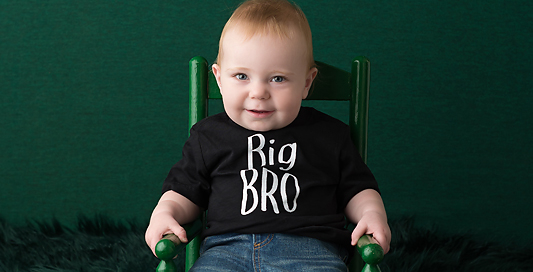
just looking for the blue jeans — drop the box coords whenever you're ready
[189,233,349,272]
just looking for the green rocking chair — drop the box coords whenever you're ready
[154,56,384,272]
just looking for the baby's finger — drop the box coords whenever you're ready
[351,223,367,246]
[146,234,161,255]
[169,224,188,243]
[372,231,390,254]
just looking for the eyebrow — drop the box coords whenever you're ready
[225,67,250,73]
[271,70,295,76]
[225,67,295,76]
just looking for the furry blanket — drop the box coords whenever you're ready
[1,216,532,272]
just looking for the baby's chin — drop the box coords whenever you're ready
[240,123,277,132]
[227,111,298,132]
[238,120,294,132]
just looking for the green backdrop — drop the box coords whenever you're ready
[1,0,532,245]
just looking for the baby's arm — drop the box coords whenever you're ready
[145,190,201,255]
[345,189,391,253]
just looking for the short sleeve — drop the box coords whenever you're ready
[162,126,211,209]
[337,132,380,209]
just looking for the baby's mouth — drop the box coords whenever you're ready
[246,109,274,117]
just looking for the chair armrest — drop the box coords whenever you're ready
[355,234,384,272]
[154,223,383,272]
[154,219,203,272]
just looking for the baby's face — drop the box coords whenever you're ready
[213,26,316,132]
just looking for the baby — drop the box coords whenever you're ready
[146,0,391,270]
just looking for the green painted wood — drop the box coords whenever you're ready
[189,56,209,131]
[155,260,178,272]
[350,56,370,163]
[357,235,385,263]
[184,235,200,272]
[357,235,384,272]
[155,234,179,272]
[309,61,352,100]
[185,56,208,271]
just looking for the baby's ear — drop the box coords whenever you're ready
[303,67,318,99]
[212,64,223,91]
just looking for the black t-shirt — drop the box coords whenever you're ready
[163,107,379,249]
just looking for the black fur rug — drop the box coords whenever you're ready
[1,216,532,272]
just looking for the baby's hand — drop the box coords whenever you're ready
[145,212,188,256]
[145,191,201,256]
[351,211,391,254]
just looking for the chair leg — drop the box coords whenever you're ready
[156,260,178,272]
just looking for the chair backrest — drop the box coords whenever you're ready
[185,55,371,271]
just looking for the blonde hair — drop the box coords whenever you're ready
[216,0,315,68]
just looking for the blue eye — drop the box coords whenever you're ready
[272,76,285,83]
[235,74,248,80]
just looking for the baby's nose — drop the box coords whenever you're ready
[249,83,270,100]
